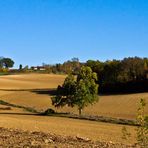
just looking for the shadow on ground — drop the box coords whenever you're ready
[0,88,57,96]
[31,89,56,96]
[0,112,39,116]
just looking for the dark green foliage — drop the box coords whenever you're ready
[19,64,23,70]
[44,108,55,115]
[86,57,148,93]
[0,58,14,68]
[75,66,99,114]
[52,66,99,115]
[39,57,148,93]
[120,57,146,81]
[52,74,76,108]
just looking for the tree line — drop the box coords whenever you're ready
[43,57,81,74]
[44,56,148,93]
[0,56,147,93]
[86,57,148,93]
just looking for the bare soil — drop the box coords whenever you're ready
[0,127,136,148]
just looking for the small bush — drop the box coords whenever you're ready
[44,108,55,115]
[121,126,131,140]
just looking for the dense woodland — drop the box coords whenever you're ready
[86,57,148,93]
[44,57,148,93]
[0,56,148,93]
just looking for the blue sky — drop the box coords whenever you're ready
[0,0,148,68]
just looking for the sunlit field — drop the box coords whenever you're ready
[0,74,147,119]
[0,74,147,144]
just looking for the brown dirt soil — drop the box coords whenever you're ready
[0,127,137,148]
[0,112,137,145]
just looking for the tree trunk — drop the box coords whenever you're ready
[78,108,82,116]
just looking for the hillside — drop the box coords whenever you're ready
[0,74,147,119]
[0,74,147,145]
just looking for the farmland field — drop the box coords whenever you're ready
[0,74,148,145]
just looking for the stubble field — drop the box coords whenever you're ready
[0,74,148,145]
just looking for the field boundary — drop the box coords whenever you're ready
[0,99,138,126]
[0,100,39,113]
[42,112,138,126]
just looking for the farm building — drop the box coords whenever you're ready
[31,66,46,71]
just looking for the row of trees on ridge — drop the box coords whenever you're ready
[45,57,148,93]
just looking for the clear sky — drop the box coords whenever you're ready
[0,0,148,68]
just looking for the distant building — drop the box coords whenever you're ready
[31,66,46,71]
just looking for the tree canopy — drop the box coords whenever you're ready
[0,57,14,68]
[86,57,148,93]
[52,66,99,115]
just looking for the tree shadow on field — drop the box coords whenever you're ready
[31,89,56,96]
[0,112,39,116]
[0,88,57,96]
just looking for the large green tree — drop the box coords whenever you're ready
[0,58,14,68]
[52,66,99,115]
